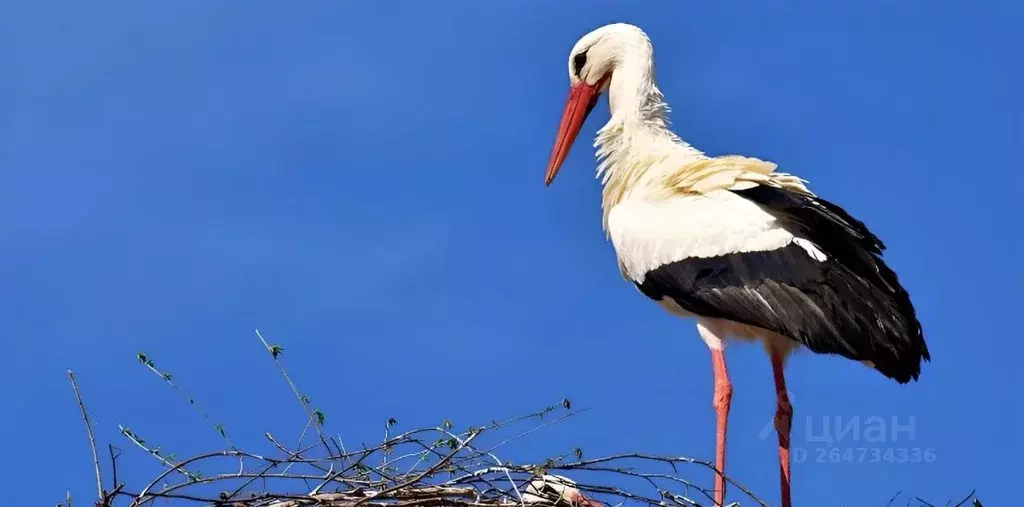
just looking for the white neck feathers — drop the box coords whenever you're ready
[593,46,705,223]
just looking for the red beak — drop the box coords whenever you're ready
[569,490,604,507]
[544,78,606,186]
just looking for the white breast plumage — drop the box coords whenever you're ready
[607,189,823,283]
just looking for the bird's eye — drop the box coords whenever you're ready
[573,50,588,76]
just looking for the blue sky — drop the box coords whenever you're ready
[2,1,1021,505]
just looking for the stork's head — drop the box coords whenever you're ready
[544,23,653,186]
[523,474,603,507]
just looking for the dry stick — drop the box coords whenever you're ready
[267,432,338,477]
[119,426,201,481]
[292,417,313,462]
[557,453,765,507]
[255,329,331,454]
[225,437,358,501]
[478,407,590,456]
[67,370,104,502]
[950,490,977,507]
[399,436,510,501]
[383,420,391,474]
[108,444,121,491]
[137,354,235,449]
[133,450,268,505]
[146,465,376,501]
[405,403,578,490]
[450,455,759,507]
[268,430,333,481]
[140,451,350,504]
[568,466,714,506]
[352,431,483,507]
[222,460,283,502]
[310,449,378,496]
[268,493,489,507]
[432,427,524,506]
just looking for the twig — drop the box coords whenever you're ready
[133,450,268,505]
[222,460,282,503]
[256,329,331,454]
[119,425,202,481]
[108,444,121,492]
[353,431,483,507]
[135,352,235,449]
[67,370,104,502]
[310,448,375,495]
[573,466,713,505]
[557,453,765,506]
[479,407,590,456]
[432,427,523,506]
[951,490,977,507]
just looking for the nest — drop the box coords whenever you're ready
[63,330,981,507]
[98,401,767,507]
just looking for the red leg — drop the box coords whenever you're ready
[711,349,732,506]
[770,352,793,507]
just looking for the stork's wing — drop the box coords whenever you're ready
[608,184,929,383]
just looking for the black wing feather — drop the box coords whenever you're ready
[636,185,929,383]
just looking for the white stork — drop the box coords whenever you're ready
[543,23,930,507]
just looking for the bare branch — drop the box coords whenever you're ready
[352,430,483,507]
[67,370,104,503]
[108,444,121,492]
[135,352,235,449]
[255,329,331,454]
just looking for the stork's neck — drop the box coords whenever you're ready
[595,52,705,217]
